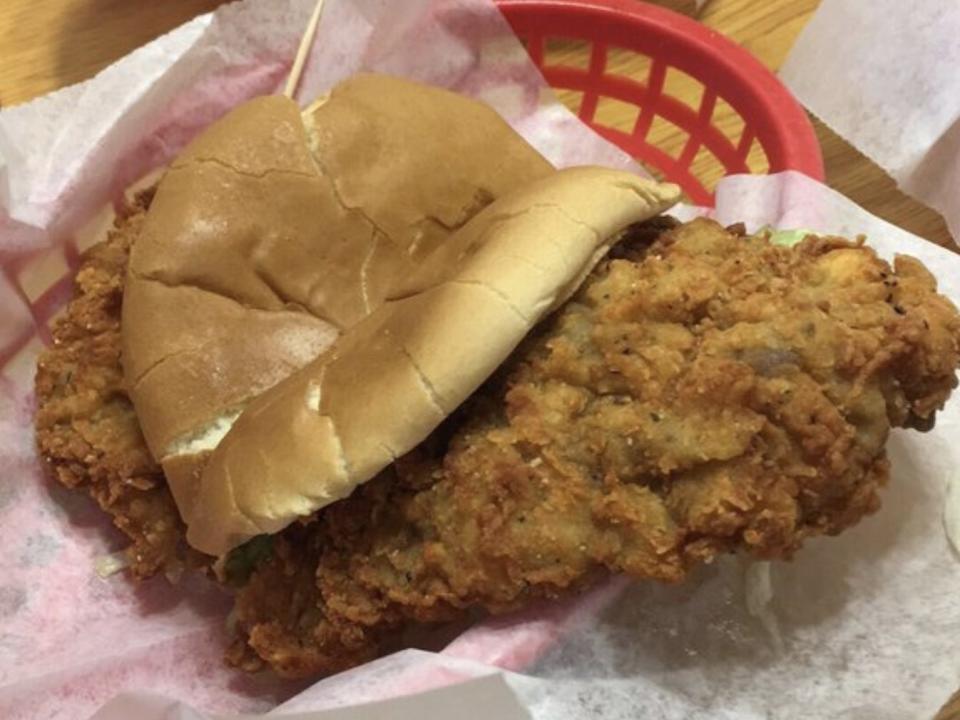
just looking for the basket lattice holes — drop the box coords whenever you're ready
[536,36,770,205]
[0,202,116,385]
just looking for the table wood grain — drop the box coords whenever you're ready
[0,0,956,716]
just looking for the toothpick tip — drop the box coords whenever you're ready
[284,0,326,99]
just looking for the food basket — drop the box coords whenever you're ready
[499,0,824,204]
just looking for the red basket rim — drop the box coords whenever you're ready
[496,0,825,184]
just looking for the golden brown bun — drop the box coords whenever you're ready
[302,73,555,300]
[186,167,681,555]
[122,75,554,475]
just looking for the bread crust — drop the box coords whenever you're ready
[122,75,555,515]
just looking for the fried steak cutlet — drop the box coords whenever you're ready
[35,213,960,676]
[229,218,960,676]
[34,190,194,579]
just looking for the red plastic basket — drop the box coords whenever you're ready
[497,0,825,205]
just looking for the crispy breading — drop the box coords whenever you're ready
[230,218,960,676]
[34,191,193,579]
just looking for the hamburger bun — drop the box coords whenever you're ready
[121,74,555,515]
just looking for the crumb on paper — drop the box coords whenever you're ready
[943,473,960,557]
[744,560,773,617]
[744,560,783,652]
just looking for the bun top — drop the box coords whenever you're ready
[121,74,554,516]
[185,167,681,556]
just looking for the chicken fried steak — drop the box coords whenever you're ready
[227,218,960,676]
[34,191,193,579]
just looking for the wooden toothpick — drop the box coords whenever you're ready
[283,0,326,99]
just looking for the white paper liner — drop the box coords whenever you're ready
[780,0,960,243]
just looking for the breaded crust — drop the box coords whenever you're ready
[228,218,960,676]
[34,190,196,579]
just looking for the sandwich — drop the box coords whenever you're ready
[35,73,960,677]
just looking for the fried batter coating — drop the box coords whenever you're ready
[34,191,192,579]
[230,218,960,676]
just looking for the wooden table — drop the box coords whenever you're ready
[1,0,957,716]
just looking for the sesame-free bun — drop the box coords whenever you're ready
[121,74,555,515]
[185,167,680,555]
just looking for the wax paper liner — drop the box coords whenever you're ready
[3,0,960,718]
[780,0,960,243]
